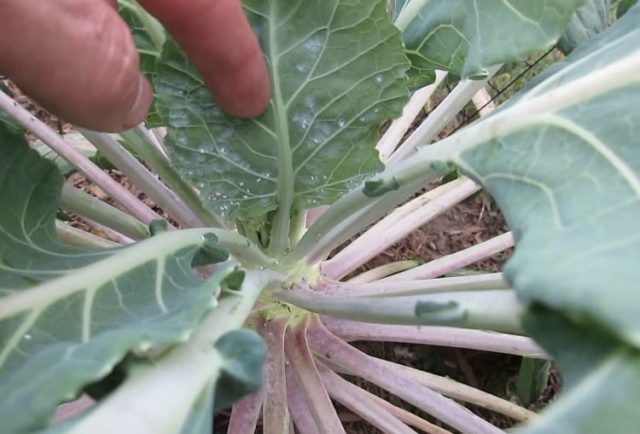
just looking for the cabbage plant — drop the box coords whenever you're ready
[1,0,639,433]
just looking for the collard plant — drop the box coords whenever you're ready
[1,0,639,433]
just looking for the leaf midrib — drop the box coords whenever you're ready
[266,0,295,256]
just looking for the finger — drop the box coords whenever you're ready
[0,0,151,132]
[139,0,271,118]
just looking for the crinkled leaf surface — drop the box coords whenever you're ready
[416,6,640,430]
[153,0,410,222]
[558,0,611,54]
[0,128,229,433]
[397,0,584,79]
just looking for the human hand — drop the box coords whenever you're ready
[0,0,271,132]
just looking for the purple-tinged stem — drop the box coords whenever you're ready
[377,71,448,162]
[373,357,536,423]
[257,316,290,434]
[323,178,480,280]
[227,392,262,434]
[51,395,94,425]
[0,90,161,224]
[383,232,514,282]
[286,364,320,434]
[348,382,452,434]
[307,320,504,434]
[284,318,346,434]
[318,363,417,434]
[322,317,547,358]
[347,260,421,284]
[386,65,501,166]
[319,361,451,434]
[81,130,200,228]
[325,273,508,297]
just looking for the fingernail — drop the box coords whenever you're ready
[123,75,151,129]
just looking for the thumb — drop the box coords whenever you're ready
[0,0,151,132]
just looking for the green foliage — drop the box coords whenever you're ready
[558,0,611,54]
[417,5,640,430]
[0,127,232,432]
[397,0,584,79]
[212,329,266,413]
[152,0,410,228]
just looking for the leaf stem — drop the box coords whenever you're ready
[336,381,452,434]
[318,364,416,434]
[326,272,509,297]
[266,0,294,258]
[55,221,119,249]
[384,232,514,281]
[322,177,480,280]
[283,158,449,267]
[277,288,522,334]
[284,317,346,433]
[80,130,200,228]
[346,260,421,284]
[373,357,537,423]
[285,367,321,434]
[227,392,263,434]
[307,321,503,434]
[0,90,161,223]
[377,71,448,162]
[386,65,501,166]
[256,316,290,434]
[120,127,225,228]
[60,185,150,240]
[321,317,548,358]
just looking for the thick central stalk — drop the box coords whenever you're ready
[267,1,295,257]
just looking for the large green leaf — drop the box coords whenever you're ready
[153,0,410,223]
[558,0,611,54]
[520,308,640,434]
[46,271,271,434]
[412,5,640,430]
[0,128,230,433]
[396,0,584,79]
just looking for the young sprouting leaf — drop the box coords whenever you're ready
[558,0,611,54]
[0,128,233,433]
[152,0,410,225]
[396,0,583,80]
[412,5,640,430]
